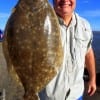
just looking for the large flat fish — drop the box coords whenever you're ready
[2,0,63,99]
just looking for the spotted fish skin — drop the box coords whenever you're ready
[2,0,63,99]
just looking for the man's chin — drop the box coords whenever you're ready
[62,11,72,16]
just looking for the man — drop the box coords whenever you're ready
[39,0,96,99]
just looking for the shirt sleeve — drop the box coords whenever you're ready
[84,20,93,53]
[87,32,93,53]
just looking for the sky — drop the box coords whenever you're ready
[0,0,100,31]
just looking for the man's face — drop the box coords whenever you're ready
[54,0,76,17]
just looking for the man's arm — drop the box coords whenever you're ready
[85,47,96,96]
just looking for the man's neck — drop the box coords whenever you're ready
[57,13,73,26]
[62,14,72,26]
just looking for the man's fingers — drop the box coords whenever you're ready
[88,85,96,96]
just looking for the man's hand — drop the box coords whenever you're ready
[87,79,96,96]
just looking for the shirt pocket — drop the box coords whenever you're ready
[74,26,92,49]
[74,35,89,69]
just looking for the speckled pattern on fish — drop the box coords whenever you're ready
[2,0,63,100]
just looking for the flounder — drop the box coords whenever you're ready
[2,0,63,99]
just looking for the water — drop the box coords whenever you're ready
[92,31,100,73]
